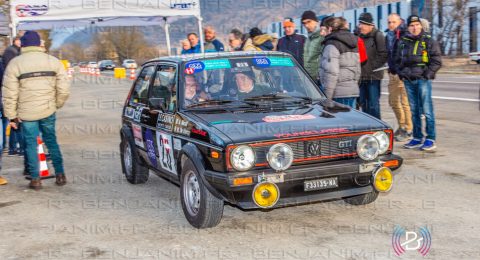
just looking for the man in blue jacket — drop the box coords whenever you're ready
[277,18,306,65]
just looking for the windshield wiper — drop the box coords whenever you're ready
[245,93,318,105]
[186,99,259,109]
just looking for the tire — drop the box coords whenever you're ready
[477,60,480,64]
[180,158,224,228]
[343,191,379,205]
[120,134,149,184]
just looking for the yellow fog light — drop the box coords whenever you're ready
[373,167,393,192]
[252,182,280,208]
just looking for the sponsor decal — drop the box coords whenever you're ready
[156,132,177,174]
[124,107,134,119]
[274,128,349,139]
[170,0,196,9]
[191,127,207,137]
[173,138,182,151]
[133,106,144,122]
[252,57,271,68]
[263,114,315,123]
[392,226,432,257]
[184,61,205,74]
[174,117,190,136]
[16,4,48,17]
[144,129,157,167]
[132,124,144,148]
[156,113,175,131]
[269,57,294,67]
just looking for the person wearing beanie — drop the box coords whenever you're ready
[355,12,388,120]
[2,30,70,190]
[277,18,306,65]
[301,10,325,84]
[395,15,442,152]
[246,27,274,51]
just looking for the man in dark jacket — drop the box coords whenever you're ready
[385,14,413,142]
[277,18,306,65]
[396,15,442,152]
[319,17,361,108]
[356,12,388,119]
[204,26,224,53]
[2,36,24,156]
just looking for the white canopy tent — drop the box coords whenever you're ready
[9,0,204,54]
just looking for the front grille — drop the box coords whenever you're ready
[253,134,364,165]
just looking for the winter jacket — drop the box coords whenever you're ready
[385,23,407,74]
[181,43,201,54]
[2,45,20,70]
[243,38,256,51]
[319,29,361,99]
[356,29,388,81]
[303,30,324,81]
[2,46,70,121]
[204,39,224,52]
[252,34,275,51]
[277,33,306,65]
[395,32,442,81]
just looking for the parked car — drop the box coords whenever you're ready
[78,61,88,68]
[87,61,98,68]
[98,60,116,71]
[469,52,480,64]
[120,52,403,228]
[122,59,138,69]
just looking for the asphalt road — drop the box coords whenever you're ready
[0,73,479,260]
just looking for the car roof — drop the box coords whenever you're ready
[142,51,293,66]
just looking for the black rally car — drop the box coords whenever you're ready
[120,52,403,228]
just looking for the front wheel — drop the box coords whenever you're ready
[180,158,224,228]
[343,191,379,205]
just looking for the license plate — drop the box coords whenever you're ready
[304,177,338,191]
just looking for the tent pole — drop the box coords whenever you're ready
[164,17,171,56]
[197,16,204,53]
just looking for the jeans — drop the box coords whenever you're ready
[388,74,413,132]
[333,97,357,108]
[1,116,7,151]
[22,113,64,179]
[0,111,3,170]
[359,80,381,119]
[403,80,436,141]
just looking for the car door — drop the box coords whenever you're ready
[144,63,179,175]
[125,64,156,162]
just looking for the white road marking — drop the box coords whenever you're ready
[381,92,480,102]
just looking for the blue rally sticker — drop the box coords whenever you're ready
[144,129,157,168]
[253,57,271,68]
[184,61,205,74]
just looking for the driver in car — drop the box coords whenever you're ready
[184,75,209,106]
[234,71,267,99]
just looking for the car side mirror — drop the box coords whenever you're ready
[148,97,166,111]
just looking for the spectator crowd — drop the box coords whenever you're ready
[0,11,441,188]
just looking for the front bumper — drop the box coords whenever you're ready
[204,154,402,209]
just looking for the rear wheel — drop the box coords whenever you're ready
[180,158,224,228]
[343,191,379,205]
[121,135,149,184]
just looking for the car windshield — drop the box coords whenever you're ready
[181,56,324,109]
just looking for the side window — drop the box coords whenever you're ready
[149,65,177,112]
[130,66,156,105]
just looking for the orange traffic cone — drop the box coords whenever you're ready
[26,136,55,180]
[129,68,136,80]
[95,68,100,76]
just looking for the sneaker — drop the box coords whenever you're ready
[55,174,67,186]
[7,150,16,156]
[404,139,423,149]
[420,139,437,152]
[0,176,7,185]
[394,128,409,142]
[16,149,24,157]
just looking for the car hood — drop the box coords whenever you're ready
[188,102,389,144]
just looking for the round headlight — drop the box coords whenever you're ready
[230,145,255,171]
[267,143,294,171]
[356,135,379,161]
[374,131,390,154]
